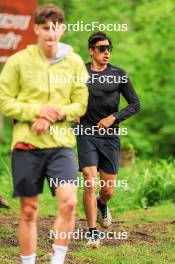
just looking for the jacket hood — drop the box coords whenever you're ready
[54,42,73,62]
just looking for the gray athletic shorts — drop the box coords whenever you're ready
[12,147,78,197]
[77,135,120,174]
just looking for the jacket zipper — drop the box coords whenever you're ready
[47,66,51,101]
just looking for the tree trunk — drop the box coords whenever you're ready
[119,146,135,167]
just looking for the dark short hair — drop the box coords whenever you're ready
[88,32,112,48]
[33,4,65,25]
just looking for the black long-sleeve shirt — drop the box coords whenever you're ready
[79,62,140,136]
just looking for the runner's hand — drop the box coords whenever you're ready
[97,114,116,129]
[32,118,51,135]
[39,105,59,123]
[73,118,80,124]
[56,109,67,121]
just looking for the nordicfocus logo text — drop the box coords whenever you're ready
[49,178,128,189]
[49,21,128,32]
[50,126,128,137]
[49,229,128,240]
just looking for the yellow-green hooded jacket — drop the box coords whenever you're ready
[0,43,89,149]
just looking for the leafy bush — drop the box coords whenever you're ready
[135,159,175,208]
[112,158,175,212]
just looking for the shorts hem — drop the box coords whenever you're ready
[12,190,43,198]
[79,163,98,172]
[98,166,118,175]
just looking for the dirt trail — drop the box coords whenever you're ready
[0,215,174,263]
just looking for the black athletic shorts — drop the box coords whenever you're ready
[76,136,120,174]
[12,147,78,197]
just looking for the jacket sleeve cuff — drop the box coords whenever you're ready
[29,104,41,122]
[113,112,121,122]
[62,105,77,122]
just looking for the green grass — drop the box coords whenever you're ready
[69,203,175,264]
[0,157,175,263]
[69,243,175,264]
[0,203,175,263]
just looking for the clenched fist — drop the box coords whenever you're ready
[97,114,117,129]
[39,105,66,123]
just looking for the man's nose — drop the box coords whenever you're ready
[48,29,56,37]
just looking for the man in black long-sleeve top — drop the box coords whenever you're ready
[76,32,140,248]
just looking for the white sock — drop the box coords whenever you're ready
[51,244,68,264]
[21,254,36,264]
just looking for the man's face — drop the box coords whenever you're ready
[34,20,64,51]
[89,39,111,66]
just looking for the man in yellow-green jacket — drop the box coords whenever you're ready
[0,4,88,264]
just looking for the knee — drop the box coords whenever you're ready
[60,198,77,218]
[66,198,77,212]
[101,187,114,199]
[21,202,38,222]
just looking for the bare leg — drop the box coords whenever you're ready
[99,169,116,204]
[53,185,77,246]
[19,196,39,255]
[83,166,98,228]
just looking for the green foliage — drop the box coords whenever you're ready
[1,0,175,157]
[39,0,74,18]
[111,158,175,212]
[134,159,175,208]
[35,0,175,157]
[0,118,12,156]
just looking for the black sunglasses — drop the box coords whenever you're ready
[94,45,113,53]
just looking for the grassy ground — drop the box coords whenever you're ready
[0,157,175,263]
[0,203,175,263]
